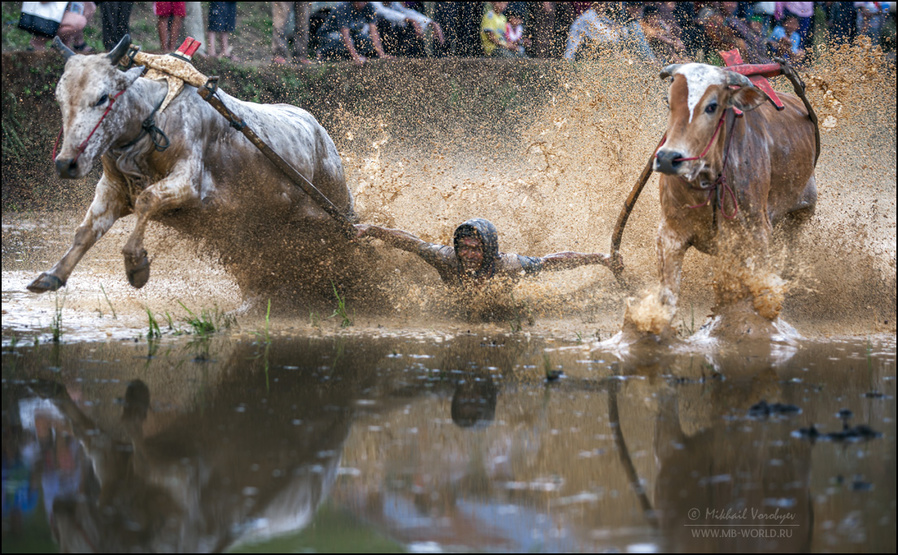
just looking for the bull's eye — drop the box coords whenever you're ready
[705,102,718,114]
[95,93,109,107]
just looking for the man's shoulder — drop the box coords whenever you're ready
[496,253,543,275]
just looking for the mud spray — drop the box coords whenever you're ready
[337,42,895,337]
[2,42,894,339]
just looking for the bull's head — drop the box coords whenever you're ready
[53,34,144,178]
[654,63,768,180]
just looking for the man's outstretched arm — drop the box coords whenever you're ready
[354,224,427,252]
[538,251,617,272]
[355,224,453,276]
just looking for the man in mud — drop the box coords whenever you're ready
[354,218,615,290]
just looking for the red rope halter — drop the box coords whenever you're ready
[655,109,739,220]
[52,89,127,163]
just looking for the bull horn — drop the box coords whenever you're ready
[107,33,132,65]
[725,70,754,88]
[52,36,76,59]
[660,64,682,80]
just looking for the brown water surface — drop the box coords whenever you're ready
[2,332,895,552]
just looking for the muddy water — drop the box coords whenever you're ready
[1,45,896,552]
[2,333,895,552]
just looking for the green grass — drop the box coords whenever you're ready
[252,299,272,344]
[177,301,232,336]
[145,306,162,340]
[50,291,65,343]
[100,283,117,319]
[329,281,352,328]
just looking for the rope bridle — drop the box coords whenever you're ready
[655,107,739,220]
[52,86,169,165]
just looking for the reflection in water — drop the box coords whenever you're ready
[2,339,384,552]
[1,334,895,552]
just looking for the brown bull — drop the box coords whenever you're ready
[651,63,817,333]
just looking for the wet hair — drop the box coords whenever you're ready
[452,218,500,279]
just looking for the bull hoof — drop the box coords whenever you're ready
[125,250,151,289]
[26,273,65,294]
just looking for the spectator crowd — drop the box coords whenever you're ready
[18,2,897,67]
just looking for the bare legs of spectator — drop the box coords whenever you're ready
[29,35,48,51]
[158,15,183,52]
[272,2,311,64]
[57,2,96,51]
[208,31,232,58]
[57,9,88,49]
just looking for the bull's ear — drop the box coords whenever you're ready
[660,64,682,80]
[729,86,768,113]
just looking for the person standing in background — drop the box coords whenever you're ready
[776,2,815,49]
[272,2,311,64]
[60,2,96,51]
[155,2,186,52]
[207,1,237,59]
[97,1,132,51]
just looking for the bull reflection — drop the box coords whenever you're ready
[610,345,814,552]
[11,340,382,553]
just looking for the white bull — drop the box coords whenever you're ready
[28,35,354,294]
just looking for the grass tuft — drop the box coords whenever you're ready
[177,301,233,336]
[100,284,117,319]
[253,299,272,344]
[51,291,65,343]
[145,307,162,340]
[329,281,352,328]
[679,303,696,336]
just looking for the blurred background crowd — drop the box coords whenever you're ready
[9,2,897,67]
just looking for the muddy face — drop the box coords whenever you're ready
[53,56,144,179]
[456,235,485,275]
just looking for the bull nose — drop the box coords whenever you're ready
[55,158,78,178]
[654,150,684,175]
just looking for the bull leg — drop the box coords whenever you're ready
[27,177,129,293]
[788,174,817,221]
[121,160,199,288]
[717,218,786,321]
[657,223,690,317]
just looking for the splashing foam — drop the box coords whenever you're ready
[623,289,674,336]
[711,260,787,321]
[330,43,894,334]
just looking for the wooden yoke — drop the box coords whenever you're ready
[718,49,785,116]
